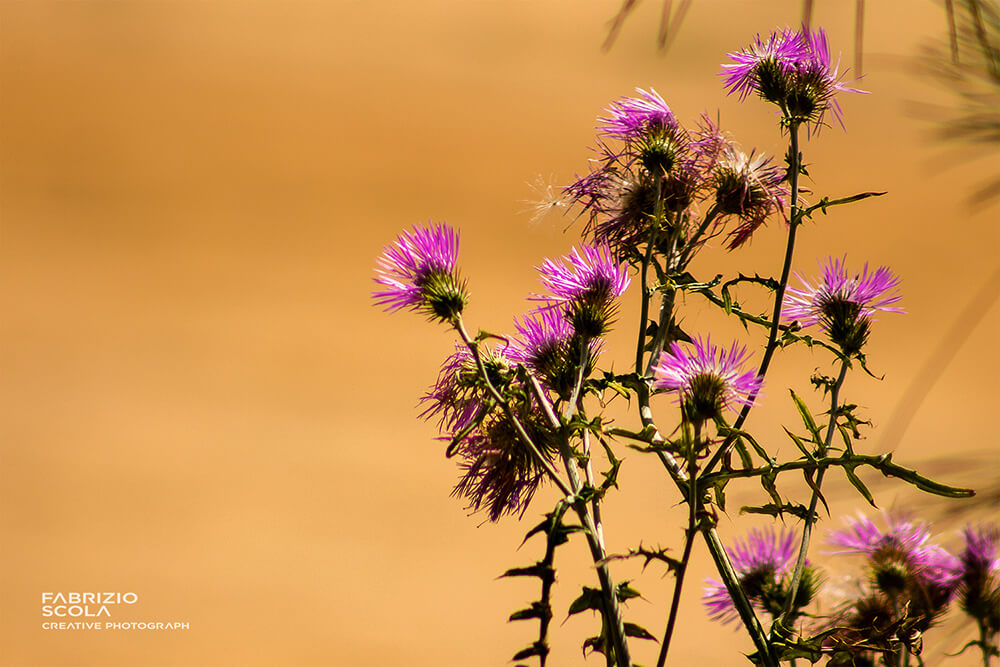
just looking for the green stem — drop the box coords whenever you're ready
[635,173,664,375]
[557,341,632,667]
[779,357,849,626]
[655,418,701,667]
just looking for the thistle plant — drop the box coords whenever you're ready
[372,26,984,667]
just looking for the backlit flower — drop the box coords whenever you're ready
[782,257,902,354]
[722,26,866,128]
[373,223,468,321]
[653,336,762,422]
[704,527,817,625]
[533,244,630,337]
[711,146,788,249]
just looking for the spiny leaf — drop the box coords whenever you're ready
[509,601,551,622]
[567,587,604,616]
[624,622,657,641]
[790,390,822,443]
[512,641,548,661]
[843,465,878,508]
[741,503,818,521]
[802,191,886,218]
[500,563,552,580]
[616,581,642,602]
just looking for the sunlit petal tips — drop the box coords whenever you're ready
[598,87,678,141]
[653,336,762,422]
[703,527,806,625]
[722,26,867,128]
[373,223,468,321]
[533,244,630,338]
[782,257,902,354]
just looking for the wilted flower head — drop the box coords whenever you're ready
[419,345,509,437]
[957,524,1000,634]
[373,223,468,322]
[420,344,557,522]
[722,26,866,128]
[827,512,960,635]
[451,406,557,522]
[533,244,630,338]
[711,146,788,249]
[782,257,902,355]
[704,527,818,625]
[653,336,763,423]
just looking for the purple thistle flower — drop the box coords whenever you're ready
[652,336,763,422]
[957,524,1000,633]
[722,28,810,100]
[533,244,630,338]
[704,527,813,625]
[598,87,678,141]
[508,309,603,397]
[451,406,557,522]
[827,512,961,597]
[782,257,902,354]
[373,223,468,321]
[722,26,867,128]
[711,146,789,249]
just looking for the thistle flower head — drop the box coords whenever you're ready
[373,223,468,322]
[599,88,678,141]
[533,244,630,338]
[711,146,789,249]
[599,88,685,176]
[419,345,509,435]
[451,407,557,522]
[958,524,1000,633]
[507,308,601,397]
[704,527,817,625]
[653,336,763,423]
[827,512,961,629]
[421,345,557,522]
[722,26,867,128]
[782,257,902,355]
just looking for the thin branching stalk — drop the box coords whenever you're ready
[981,617,993,667]
[655,417,701,667]
[779,357,850,626]
[636,173,665,375]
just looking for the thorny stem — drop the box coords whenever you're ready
[527,349,632,667]
[635,173,664,375]
[779,357,850,626]
[632,234,779,667]
[454,317,573,499]
[655,418,701,667]
[703,120,803,478]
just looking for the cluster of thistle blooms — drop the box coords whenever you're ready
[707,516,1000,662]
[374,222,630,520]
[372,24,982,666]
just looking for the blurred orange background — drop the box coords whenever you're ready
[1,1,997,665]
